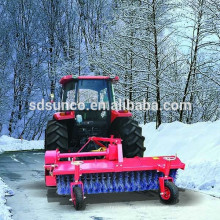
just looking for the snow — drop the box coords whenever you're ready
[0,135,42,220]
[0,135,44,153]
[142,120,220,197]
[0,177,13,220]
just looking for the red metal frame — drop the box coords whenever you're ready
[111,110,132,122]
[44,136,185,200]
[53,111,75,120]
[60,75,119,85]
[53,110,132,122]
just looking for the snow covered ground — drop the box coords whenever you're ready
[143,120,220,197]
[0,136,43,220]
[0,135,44,153]
[0,177,13,220]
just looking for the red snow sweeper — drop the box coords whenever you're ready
[44,75,185,210]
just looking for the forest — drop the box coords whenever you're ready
[0,0,219,140]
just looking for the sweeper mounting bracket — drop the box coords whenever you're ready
[44,136,185,210]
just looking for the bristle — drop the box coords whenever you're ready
[56,169,178,195]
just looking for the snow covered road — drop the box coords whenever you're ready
[0,151,219,220]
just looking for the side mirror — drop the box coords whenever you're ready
[50,93,54,103]
[110,76,119,84]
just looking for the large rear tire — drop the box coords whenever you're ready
[45,119,68,153]
[110,118,146,157]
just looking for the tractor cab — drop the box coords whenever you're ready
[45,75,145,158]
[59,76,118,152]
[61,78,111,123]
[61,77,115,111]
[60,77,116,126]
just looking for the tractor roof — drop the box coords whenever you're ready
[60,75,119,85]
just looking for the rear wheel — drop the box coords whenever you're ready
[45,119,68,153]
[159,181,179,204]
[110,118,146,157]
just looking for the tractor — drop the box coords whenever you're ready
[44,75,185,210]
[45,75,145,158]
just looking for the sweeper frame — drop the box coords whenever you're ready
[44,136,185,210]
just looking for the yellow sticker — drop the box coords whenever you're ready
[152,157,159,160]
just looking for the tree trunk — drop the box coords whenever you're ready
[152,0,162,129]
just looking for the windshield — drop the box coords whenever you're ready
[78,79,109,102]
[62,81,76,105]
[62,79,111,110]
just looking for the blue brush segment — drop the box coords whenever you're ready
[136,171,141,191]
[61,176,66,194]
[106,173,113,193]
[65,175,70,194]
[141,171,147,190]
[101,173,107,193]
[56,169,178,195]
[130,172,136,191]
[95,173,102,193]
[124,172,130,192]
[118,172,124,192]
[112,173,116,191]
[57,176,61,194]
[88,174,94,194]
[83,174,88,194]
[170,169,177,182]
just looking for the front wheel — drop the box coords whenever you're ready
[73,186,85,210]
[159,181,179,204]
